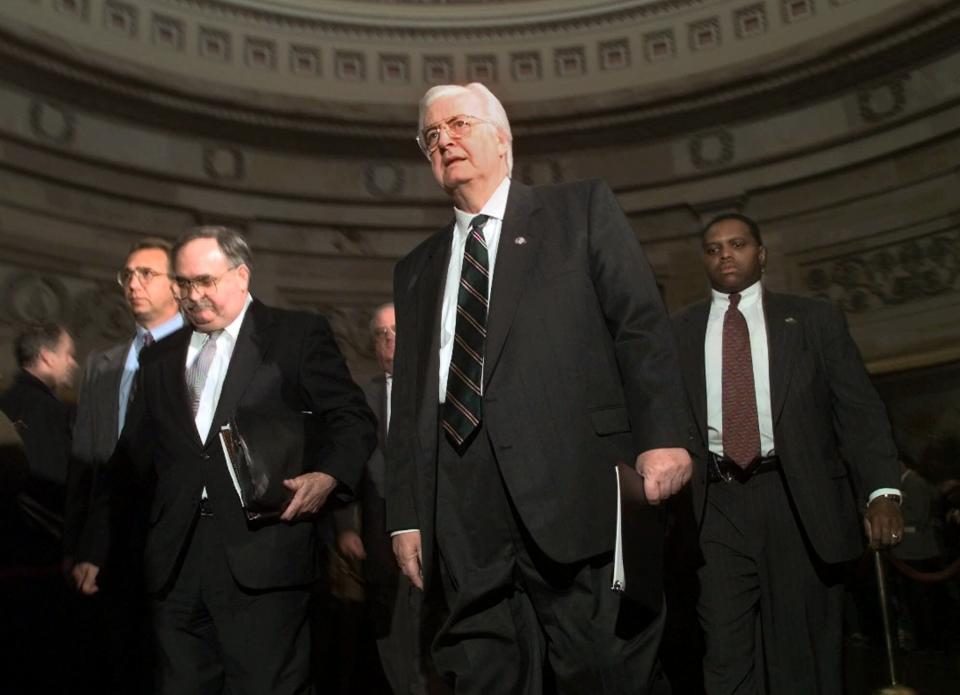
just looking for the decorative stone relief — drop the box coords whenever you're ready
[53,0,88,21]
[467,55,497,83]
[689,18,721,52]
[380,54,410,84]
[335,51,366,81]
[511,52,542,82]
[643,30,676,63]
[29,100,76,146]
[423,56,453,84]
[689,129,735,169]
[1,273,71,326]
[802,228,960,313]
[151,14,185,51]
[199,27,231,63]
[102,1,137,38]
[364,162,405,198]
[598,39,630,71]
[554,47,586,78]
[244,38,276,71]
[203,146,245,181]
[734,3,768,39]
[781,0,816,24]
[858,76,908,123]
[290,45,322,76]
[73,285,132,341]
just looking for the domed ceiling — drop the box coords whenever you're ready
[1,0,958,156]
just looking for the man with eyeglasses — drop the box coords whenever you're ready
[75,225,377,695]
[334,302,433,693]
[65,237,182,691]
[387,83,692,693]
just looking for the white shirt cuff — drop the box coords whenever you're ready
[390,529,419,537]
[868,488,901,504]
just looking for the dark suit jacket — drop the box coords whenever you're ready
[335,375,396,590]
[672,291,901,564]
[386,179,689,609]
[65,341,128,559]
[82,299,377,593]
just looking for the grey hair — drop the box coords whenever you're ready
[173,225,253,271]
[418,82,514,174]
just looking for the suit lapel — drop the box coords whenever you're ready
[207,299,272,447]
[101,341,130,439]
[483,182,543,389]
[680,302,710,442]
[764,291,798,424]
[409,232,449,449]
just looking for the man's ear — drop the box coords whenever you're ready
[759,245,767,270]
[237,264,251,291]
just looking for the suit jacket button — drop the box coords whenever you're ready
[201,453,210,460]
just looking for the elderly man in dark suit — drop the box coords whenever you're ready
[387,82,692,694]
[66,237,183,690]
[671,213,904,694]
[75,225,376,695]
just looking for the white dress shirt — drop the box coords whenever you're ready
[705,280,775,457]
[186,294,253,443]
[705,280,898,503]
[385,374,392,435]
[438,176,511,401]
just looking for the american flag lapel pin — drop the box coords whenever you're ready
[514,236,527,245]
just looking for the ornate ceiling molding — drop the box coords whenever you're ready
[0,0,958,155]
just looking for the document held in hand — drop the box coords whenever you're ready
[611,461,653,602]
[218,411,305,521]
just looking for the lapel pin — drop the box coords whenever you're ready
[785,317,797,323]
[514,236,527,245]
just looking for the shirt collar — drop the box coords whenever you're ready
[138,312,184,344]
[710,279,763,308]
[452,176,511,236]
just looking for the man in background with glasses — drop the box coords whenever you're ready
[334,302,434,694]
[66,237,182,692]
[75,225,376,695]
[388,82,692,693]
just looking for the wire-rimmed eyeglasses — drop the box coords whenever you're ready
[416,114,493,158]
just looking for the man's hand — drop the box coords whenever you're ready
[336,530,366,561]
[281,472,338,521]
[635,447,692,504]
[71,562,100,595]
[863,497,905,550]
[392,531,423,591]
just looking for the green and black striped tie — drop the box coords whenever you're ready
[442,214,490,449]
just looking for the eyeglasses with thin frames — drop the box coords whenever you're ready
[172,266,239,299]
[373,326,396,342]
[416,114,493,158]
[117,267,170,287]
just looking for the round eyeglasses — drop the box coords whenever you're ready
[416,115,493,158]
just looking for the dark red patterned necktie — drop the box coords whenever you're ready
[722,293,760,467]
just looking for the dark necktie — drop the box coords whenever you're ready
[722,293,760,467]
[442,214,490,449]
[186,330,223,417]
[127,331,154,407]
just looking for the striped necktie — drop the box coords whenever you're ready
[186,330,223,417]
[442,214,490,449]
